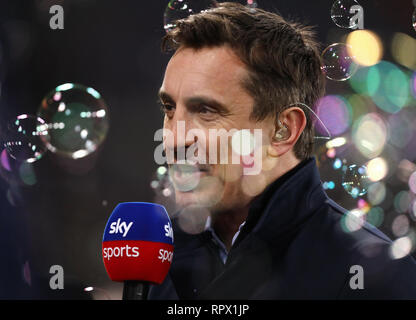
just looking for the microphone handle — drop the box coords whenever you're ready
[122,281,149,300]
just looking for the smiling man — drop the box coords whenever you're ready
[149,2,416,299]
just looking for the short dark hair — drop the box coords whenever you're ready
[161,2,326,160]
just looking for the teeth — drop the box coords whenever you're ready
[178,171,194,178]
[168,165,201,192]
[183,171,194,176]
[172,164,200,174]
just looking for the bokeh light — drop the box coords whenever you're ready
[367,182,386,206]
[348,65,381,97]
[352,113,387,159]
[221,0,258,8]
[82,286,111,300]
[371,61,411,114]
[357,198,370,212]
[333,158,342,170]
[326,147,336,158]
[366,207,384,227]
[163,188,172,197]
[321,43,358,81]
[397,159,416,184]
[366,157,388,182]
[3,114,48,163]
[231,129,255,156]
[157,166,168,179]
[412,200,416,220]
[392,214,410,237]
[391,32,416,70]
[323,181,336,190]
[412,72,416,99]
[330,0,360,29]
[409,171,416,194]
[388,109,414,149]
[389,236,413,259]
[347,94,376,126]
[341,209,365,232]
[393,191,412,214]
[245,0,258,8]
[342,164,370,198]
[326,137,347,149]
[38,83,110,159]
[349,61,413,114]
[163,0,217,32]
[347,30,383,67]
[315,95,352,135]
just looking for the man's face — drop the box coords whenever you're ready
[159,46,274,212]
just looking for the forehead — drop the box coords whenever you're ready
[161,46,249,99]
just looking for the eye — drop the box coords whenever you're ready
[197,105,217,116]
[159,102,175,118]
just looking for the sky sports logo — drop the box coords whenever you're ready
[103,245,173,263]
[103,245,140,260]
[108,218,173,240]
[108,218,133,237]
[103,219,174,261]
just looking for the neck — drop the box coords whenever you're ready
[210,155,302,250]
[211,206,249,251]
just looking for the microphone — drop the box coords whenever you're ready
[102,202,174,300]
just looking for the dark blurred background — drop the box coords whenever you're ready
[0,0,415,299]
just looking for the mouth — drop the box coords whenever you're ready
[168,163,210,192]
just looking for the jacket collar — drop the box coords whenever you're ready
[233,157,327,248]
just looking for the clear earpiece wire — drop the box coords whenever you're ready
[286,102,332,140]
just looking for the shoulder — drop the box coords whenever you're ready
[295,198,416,299]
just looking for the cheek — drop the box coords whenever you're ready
[220,163,243,183]
[215,164,246,203]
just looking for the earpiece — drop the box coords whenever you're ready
[274,120,290,142]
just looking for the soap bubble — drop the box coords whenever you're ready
[342,164,370,198]
[321,43,358,81]
[163,0,217,32]
[3,114,48,163]
[37,83,109,159]
[331,0,360,29]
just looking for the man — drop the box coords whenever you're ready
[149,2,416,299]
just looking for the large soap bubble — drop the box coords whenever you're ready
[38,83,109,159]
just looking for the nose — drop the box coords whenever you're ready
[163,110,197,164]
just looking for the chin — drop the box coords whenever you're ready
[174,191,197,208]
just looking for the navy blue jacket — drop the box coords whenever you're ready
[149,158,416,299]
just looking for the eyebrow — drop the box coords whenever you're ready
[158,90,174,104]
[158,89,231,115]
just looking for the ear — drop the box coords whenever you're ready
[268,107,307,158]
